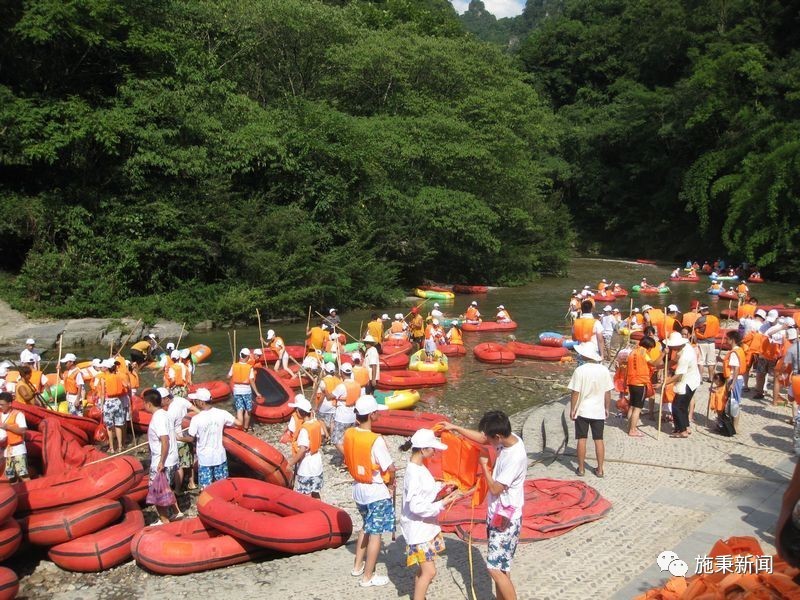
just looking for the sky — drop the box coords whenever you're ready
[450,0,526,19]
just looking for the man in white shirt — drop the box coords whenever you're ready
[568,342,613,477]
[182,387,241,490]
[362,335,381,394]
[142,388,182,524]
[442,410,527,600]
[664,333,701,438]
[19,339,40,370]
[162,388,199,493]
[600,306,616,350]
[430,303,444,320]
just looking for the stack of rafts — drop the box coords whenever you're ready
[131,478,353,575]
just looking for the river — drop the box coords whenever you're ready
[60,258,800,425]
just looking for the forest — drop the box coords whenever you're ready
[0,0,797,324]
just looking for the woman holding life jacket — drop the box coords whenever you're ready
[399,429,463,600]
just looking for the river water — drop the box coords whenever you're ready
[61,258,800,425]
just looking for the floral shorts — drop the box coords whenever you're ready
[331,420,353,446]
[487,517,522,572]
[356,498,395,535]
[295,474,324,495]
[406,532,446,566]
[3,454,28,479]
[234,393,253,412]
[198,461,229,489]
[103,397,125,427]
[178,442,193,468]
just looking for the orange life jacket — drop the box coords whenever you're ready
[390,321,405,334]
[62,367,82,395]
[353,365,370,388]
[367,320,383,341]
[448,327,463,345]
[169,362,187,386]
[696,315,720,340]
[128,369,140,390]
[342,380,361,407]
[710,387,728,412]
[572,317,596,343]
[647,309,665,338]
[597,282,607,292]
[663,316,679,339]
[230,362,252,385]
[626,347,651,386]
[14,378,36,404]
[410,316,425,337]
[737,283,748,294]
[306,327,328,351]
[104,372,126,398]
[269,337,285,356]
[2,410,24,448]
[29,369,44,393]
[322,375,342,398]
[465,307,479,321]
[287,412,303,443]
[426,430,491,507]
[343,428,390,484]
[737,304,756,319]
[80,367,95,392]
[292,418,322,455]
[723,347,746,379]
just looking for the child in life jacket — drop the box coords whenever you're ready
[286,395,327,498]
[709,373,728,429]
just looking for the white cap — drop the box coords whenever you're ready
[253,348,263,356]
[188,388,212,403]
[381,314,389,320]
[602,279,607,283]
[351,352,362,362]
[166,343,175,350]
[180,349,191,359]
[25,338,35,345]
[767,309,779,323]
[341,363,353,374]
[322,324,330,331]
[147,333,157,340]
[612,308,620,313]
[240,348,251,356]
[289,394,312,412]
[266,329,275,340]
[471,301,477,306]
[101,359,115,369]
[667,304,679,313]
[354,395,387,416]
[157,387,171,399]
[755,309,767,319]
[433,303,439,308]
[642,304,653,311]
[633,308,640,313]
[170,350,181,360]
[324,362,336,373]
[497,305,505,310]
[584,285,590,289]
[362,334,377,344]
[603,306,612,312]
[329,308,337,314]
[394,313,403,320]
[572,289,578,294]
[451,320,460,326]
[0,367,7,377]
[410,428,448,451]
[574,342,602,362]
[665,332,688,347]
[432,319,439,325]
[60,353,77,362]
[92,358,102,368]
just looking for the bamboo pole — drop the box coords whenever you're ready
[176,322,186,349]
[657,352,668,438]
[113,319,143,359]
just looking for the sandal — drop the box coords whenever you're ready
[576,467,585,477]
[628,431,644,438]
[595,468,605,478]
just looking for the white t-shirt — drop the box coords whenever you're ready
[227,362,255,396]
[352,432,393,505]
[601,314,616,335]
[674,345,702,394]
[400,462,444,545]
[0,411,27,457]
[19,349,39,367]
[188,408,235,467]
[727,348,743,378]
[148,409,178,468]
[488,434,527,521]
[167,396,193,444]
[430,309,444,319]
[296,425,324,478]
[332,383,359,424]
[567,363,614,420]
[364,346,381,381]
[315,379,336,416]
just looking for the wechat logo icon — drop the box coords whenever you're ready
[657,551,689,577]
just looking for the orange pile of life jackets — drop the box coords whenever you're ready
[635,536,799,599]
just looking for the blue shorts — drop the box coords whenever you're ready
[198,462,229,489]
[728,377,743,418]
[356,498,395,535]
[487,517,522,572]
[234,393,253,412]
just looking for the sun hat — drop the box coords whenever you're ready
[612,308,620,313]
[699,305,710,312]
[433,303,440,308]
[665,332,688,347]
[633,308,640,313]
[101,359,115,369]
[354,395,387,416]
[642,304,653,311]
[188,388,212,403]
[147,333,157,340]
[288,395,312,412]
[329,308,337,314]
[180,349,190,359]
[410,428,448,451]
[395,313,403,320]
[92,358,102,368]
[381,314,389,320]
[253,348,263,355]
[321,324,329,330]
[574,342,602,362]
[452,320,460,326]
[351,352,362,362]
[471,301,478,306]
[166,343,175,350]
[497,305,505,310]
[60,353,77,363]
[767,309,779,323]
[432,319,440,325]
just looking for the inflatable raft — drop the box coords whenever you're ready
[635,259,656,265]
[747,276,764,283]
[197,478,352,554]
[438,344,466,357]
[21,497,123,546]
[408,350,448,373]
[709,274,739,281]
[0,520,21,563]
[631,285,670,294]
[0,568,18,600]
[380,338,413,355]
[413,288,455,300]
[377,370,446,390]
[670,276,700,282]
[147,344,212,370]
[372,410,449,436]
[187,380,231,402]
[473,343,516,364]
[594,292,617,302]
[223,428,291,487]
[461,321,518,332]
[379,352,410,370]
[452,284,488,294]
[505,341,568,361]
[252,367,293,424]
[719,290,739,300]
[707,287,722,295]
[374,389,421,410]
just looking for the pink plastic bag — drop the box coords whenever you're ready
[146,471,176,507]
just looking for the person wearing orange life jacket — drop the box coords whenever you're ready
[496,305,512,323]
[363,335,381,394]
[778,327,800,425]
[0,392,29,482]
[737,297,758,320]
[248,348,263,367]
[409,307,425,351]
[642,305,666,341]
[14,365,42,407]
[464,301,481,324]
[263,329,291,375]
[737,282,750,302]
[693,305,720,383]
[166,350,189,398]
[572,300,605,359]
[100,359,129,453]
[597,279,608,292]
[227,349,257,433]
[21,357,47,394]
[331,363,363,455]
[446,320,463,345]
[161,345,175,388]
[366,314,385,343]
[739,308,766,389]
[626,337,657,437]
[568,292,581,321]
[753,309,781,399]
[723,330,746,431]
[664,305,682,340]
[180,348,194,382]
[351,353,371,388]
[59,353,85,416]
[286,395,327,498]
[343,395,395,588]
[306,321,330,353]
[314,362,341,432]
[389,314,409,340]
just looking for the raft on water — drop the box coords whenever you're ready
[413,288,455,300]
[461,321,518,332]
[374,389,421,410]
[408,349,448,373]
[473,342,516,365]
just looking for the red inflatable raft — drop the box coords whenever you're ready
[372,410,449,436]
[262,345,305,363]
[461,321,518,332]
[380,338,413,355]
[252,367,293,424]
[0,520,21,562]
[197,478,352,554]
[21,497,123,546]
[379,352,411,370]
[505,341,568,361]
[747,276,764,283]
[718,290,739,300]
[417,285,452,293]
[452,284,488,294]
[275,366,312,390]
[0,568,18,600]
[0,488,16,524]
[48,497,144,572]
[613,287,629,297]
[636,258,656,264]
[670,276,700,282]
[377,370,446,390]
[187,380,230,402]
[473,343,516,364]
[12,402,93,444]
[439,344,466,357]
[594,292,617,302]
[131,517,267,575]
[223,427,291,487]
